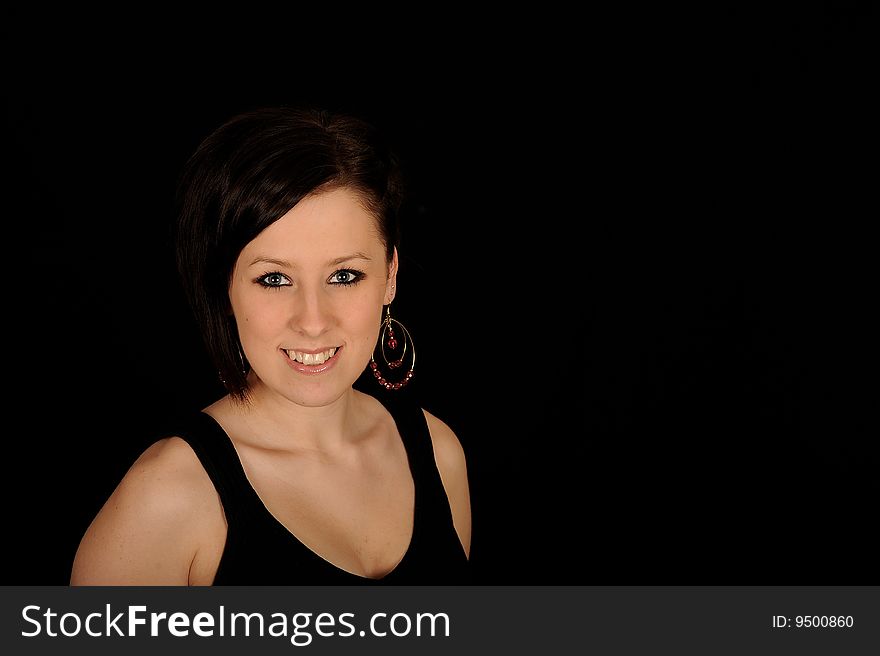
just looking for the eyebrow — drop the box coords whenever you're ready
[249,252,373,268]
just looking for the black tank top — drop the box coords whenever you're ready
[171,395,471,585]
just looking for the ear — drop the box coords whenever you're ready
[384,247,399,305]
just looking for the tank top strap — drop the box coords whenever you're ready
[375,394,453,519]
[169,411,252,524]
[170,396,454,535]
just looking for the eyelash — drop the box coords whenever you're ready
[330,269,366,286]
[255,269,366,289]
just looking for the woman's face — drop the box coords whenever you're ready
[228,187,397,407]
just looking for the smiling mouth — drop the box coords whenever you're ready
[283,346,341,366]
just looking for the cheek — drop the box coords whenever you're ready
[232,290,289,339]
[344,297,384,341]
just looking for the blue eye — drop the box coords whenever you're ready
[330,269,365,286]
[257,272,291,288]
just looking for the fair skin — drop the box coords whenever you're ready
[71,187,471,584]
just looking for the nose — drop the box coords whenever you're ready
[292,286,335,338]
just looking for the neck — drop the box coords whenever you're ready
[220,375,364,456]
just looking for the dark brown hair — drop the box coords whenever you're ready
[174,106,404,402]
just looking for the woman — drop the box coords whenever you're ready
[70,107,471,585]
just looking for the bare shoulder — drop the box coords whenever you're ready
[422,410,467,471]
[112,437,219,515]
[422,409,472,557]
[70,437,224,585]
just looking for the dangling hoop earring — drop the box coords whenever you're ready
[369,305,416,390]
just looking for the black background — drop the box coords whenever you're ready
[3,5,877,584]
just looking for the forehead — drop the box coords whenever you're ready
[244,187,382,258]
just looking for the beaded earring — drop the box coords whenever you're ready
[369,305,415,390]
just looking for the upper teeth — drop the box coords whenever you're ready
[286,347,337,365]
